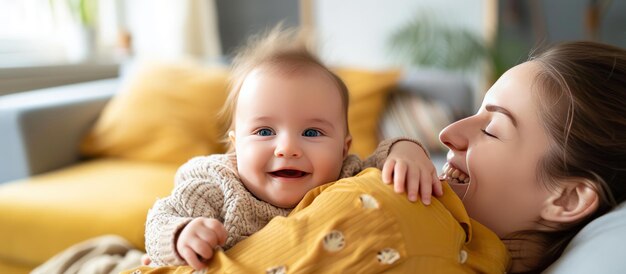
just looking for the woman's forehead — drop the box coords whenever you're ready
[484,63,537,100]
[482,62,544,129]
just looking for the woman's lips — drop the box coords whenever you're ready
[441,163,470,184]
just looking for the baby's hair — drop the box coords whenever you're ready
[218,25,350,151]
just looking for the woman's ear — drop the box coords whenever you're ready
[541,179,599,224]
[343,135,352,158]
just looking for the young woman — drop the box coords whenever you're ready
[123,41,626,274]
[440,41,626,272]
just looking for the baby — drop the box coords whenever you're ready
[144,27,441,270]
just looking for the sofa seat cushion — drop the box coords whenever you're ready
[0,262,31,274]
[0,158,178,267]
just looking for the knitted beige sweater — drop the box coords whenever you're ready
[145,138,424,265]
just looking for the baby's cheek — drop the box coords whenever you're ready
[321,156,345,181]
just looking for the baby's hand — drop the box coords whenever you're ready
[176,217,227,270]
[141,254,151,265]
[382,141,443,204]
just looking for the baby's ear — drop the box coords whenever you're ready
[228,131,236,145]
[343,135,352,158]
[540,179,599,224]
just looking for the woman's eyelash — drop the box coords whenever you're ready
[481,129,498,138]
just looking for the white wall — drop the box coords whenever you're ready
[311,0,496,107]
[124,0,222,60]
[312,0,494,69]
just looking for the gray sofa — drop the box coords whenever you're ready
[0,79,119,184]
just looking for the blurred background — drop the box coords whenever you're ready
[0,0,624,101]
[0,2,625,272]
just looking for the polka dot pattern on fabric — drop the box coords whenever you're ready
[359,194,379,209]
[377,248,400,265]
[266,265,287,274]
[459,249,468,264]
[322,230,346,252]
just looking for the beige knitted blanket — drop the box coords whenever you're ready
[31,235,142,274]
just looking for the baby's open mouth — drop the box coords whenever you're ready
[441,163,470,184]
[270,169,309,178]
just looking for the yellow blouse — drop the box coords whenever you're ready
[122,168,510,274]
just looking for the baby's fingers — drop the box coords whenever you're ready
[393,162,407,194]
[382,159,396,184]
[406,170,420,203]
[419,172,433,205]
[180,246,205,270]
[432,170,444,197]
[199,218,227,247]
[140,254,151,266]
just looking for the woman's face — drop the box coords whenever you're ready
[439,61,554,237]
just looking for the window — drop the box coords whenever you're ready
[0,0,67,67]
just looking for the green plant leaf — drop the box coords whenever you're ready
[51,0,97,27]
[388,16,488,71]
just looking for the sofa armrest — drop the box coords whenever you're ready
[0,79,119,183]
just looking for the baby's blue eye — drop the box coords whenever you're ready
[303,129,322,137]
[256,128,274,136]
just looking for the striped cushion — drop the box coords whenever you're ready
[379,91,454,152]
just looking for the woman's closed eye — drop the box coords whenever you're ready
[481,129,498,139]
[302,128,323,137]
[254,128,275,136]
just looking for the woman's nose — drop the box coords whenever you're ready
[439,119,469,152]
[274,136,302,158]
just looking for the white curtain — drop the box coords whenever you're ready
[123,0,222,60]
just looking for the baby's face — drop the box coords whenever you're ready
[231,67,350,208]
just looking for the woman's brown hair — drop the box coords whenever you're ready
[512,41,626,273]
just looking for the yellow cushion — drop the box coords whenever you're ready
[334,68,401,158]
[80,61,230,165]
[81,62,399,163]
[0,159,178,267]
[0,262,30,274]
